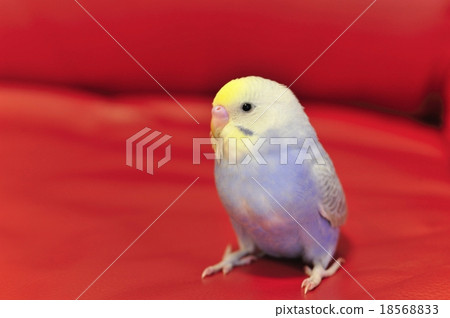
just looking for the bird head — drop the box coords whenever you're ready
[211,76,306,140]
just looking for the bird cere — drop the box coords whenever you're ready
[202,76,347,294]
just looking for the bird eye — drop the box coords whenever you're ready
[241,103,253,112]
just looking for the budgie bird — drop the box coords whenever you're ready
[202,76,347,293]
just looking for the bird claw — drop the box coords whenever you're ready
[301,258,344,294]
[202,245,261,279]
[301,277,320,294]
[201,260,235,278]
[201,266,217,279]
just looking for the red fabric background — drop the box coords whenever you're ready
[0,0,449,300]
[445,76,450,144]
[0,0,449,115]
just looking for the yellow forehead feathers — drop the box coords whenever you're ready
[213,79,247,107]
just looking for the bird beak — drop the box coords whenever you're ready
[211,105,229,137]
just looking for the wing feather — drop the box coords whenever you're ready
[312,153,347,227]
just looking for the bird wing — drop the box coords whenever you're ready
[312,153,347,228]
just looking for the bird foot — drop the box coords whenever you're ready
[301,258,344,294]
[202,245,260,278]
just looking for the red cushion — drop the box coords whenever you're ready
[1,0,449,115]
[1,84,449,299]
[445,76,450,145]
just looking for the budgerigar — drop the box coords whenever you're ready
[202,76,347,293]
